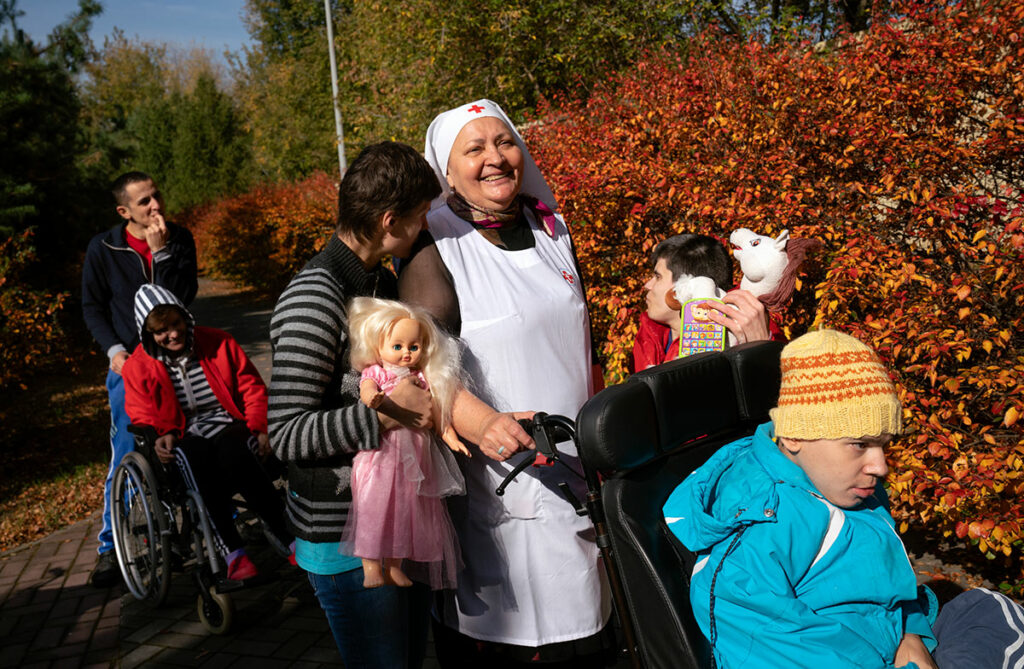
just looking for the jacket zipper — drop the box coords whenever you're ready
[103,238,155,283]
[176,359,198,413]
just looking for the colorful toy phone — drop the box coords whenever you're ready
[677,298,726,358]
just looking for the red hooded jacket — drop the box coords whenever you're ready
[122,326,267,438]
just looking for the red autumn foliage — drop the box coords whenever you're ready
[0,229,71,390]
[182,172,337,292]
[527,1,1024,587]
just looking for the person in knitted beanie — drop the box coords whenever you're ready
[770,328,903,509]
[663,329,940,668]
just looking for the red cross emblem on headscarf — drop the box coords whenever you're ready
[561,270,575,285]
[467,104,485,114]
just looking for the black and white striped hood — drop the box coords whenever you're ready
[133,283,195,361]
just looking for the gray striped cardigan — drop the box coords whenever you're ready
[268,235,396,542]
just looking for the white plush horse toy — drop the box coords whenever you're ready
[730,227,823,315]
[730,228,790,297]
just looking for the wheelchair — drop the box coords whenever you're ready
[111,424,284,634]
[500,340,784,668]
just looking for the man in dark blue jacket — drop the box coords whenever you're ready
[82,172,197,587]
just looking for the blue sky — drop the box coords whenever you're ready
[16,0,253,61]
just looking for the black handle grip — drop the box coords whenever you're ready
[496,413,578,496]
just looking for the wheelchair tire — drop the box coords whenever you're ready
[197,586,234,635]
[111,451,172,606]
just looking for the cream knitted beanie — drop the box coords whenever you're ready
[770,329,902,440]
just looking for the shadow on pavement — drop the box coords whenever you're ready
[188,277,277,383]
[117,526,344,667]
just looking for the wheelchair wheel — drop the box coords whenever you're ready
[197,586,234,635]
[111,451,172,606]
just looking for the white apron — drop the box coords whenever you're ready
[429,205,611,646]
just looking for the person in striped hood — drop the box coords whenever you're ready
[123,283,292,580]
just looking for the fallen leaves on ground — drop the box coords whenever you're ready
[0,352,109,552]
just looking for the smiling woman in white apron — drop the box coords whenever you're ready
[399,99,613,667]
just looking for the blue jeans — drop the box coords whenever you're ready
[98,369,135,555]
[306,568,430,669]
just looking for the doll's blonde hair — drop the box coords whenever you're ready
[348,297,461,428]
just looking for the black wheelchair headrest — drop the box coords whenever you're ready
[574,382,659,472]
[577,340,784,474]
[724,340,784,423]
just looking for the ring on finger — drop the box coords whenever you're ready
[497,446,506,455]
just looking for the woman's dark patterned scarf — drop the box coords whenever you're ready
[446,191,557,238]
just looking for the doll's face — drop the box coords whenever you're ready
[690,305,710,321]
[380,318,424,368]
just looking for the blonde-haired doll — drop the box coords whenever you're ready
[343,296,467,589]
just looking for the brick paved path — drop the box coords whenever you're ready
[0,515,118,667]
[0,484,447,668]
[0,511,381,667]
[117,534,358,667]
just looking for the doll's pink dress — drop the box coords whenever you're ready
[340,363,464,589]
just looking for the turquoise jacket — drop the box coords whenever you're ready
[663,422,936,668]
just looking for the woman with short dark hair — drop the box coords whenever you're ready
[269,141,532,668]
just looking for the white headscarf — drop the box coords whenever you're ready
[423,99,558,213]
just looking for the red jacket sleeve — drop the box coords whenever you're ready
[195,327,268,435]
[632,313,671,372]
[224,335,268,434]
[122,346,186,438]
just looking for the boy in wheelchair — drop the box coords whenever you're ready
[664,330,1024,668]
[123,283,293,581]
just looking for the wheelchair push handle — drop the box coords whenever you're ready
[520,412,575,459]
[127,424,160,443]
[495,413,586,516]
[493,413,558,497]
[498,414,642,668]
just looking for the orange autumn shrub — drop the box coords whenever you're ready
[183,172,337,292]
[528,1,1024,587]
[0,229,71,390]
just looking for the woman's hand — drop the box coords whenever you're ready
[450,388,535,461]
[377,376,434,431]
[702,289,770,344]
[476,411,535,462]
[894,633,937,669]
[154,433,177,463]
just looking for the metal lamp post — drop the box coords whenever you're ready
[323,0,346,177]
